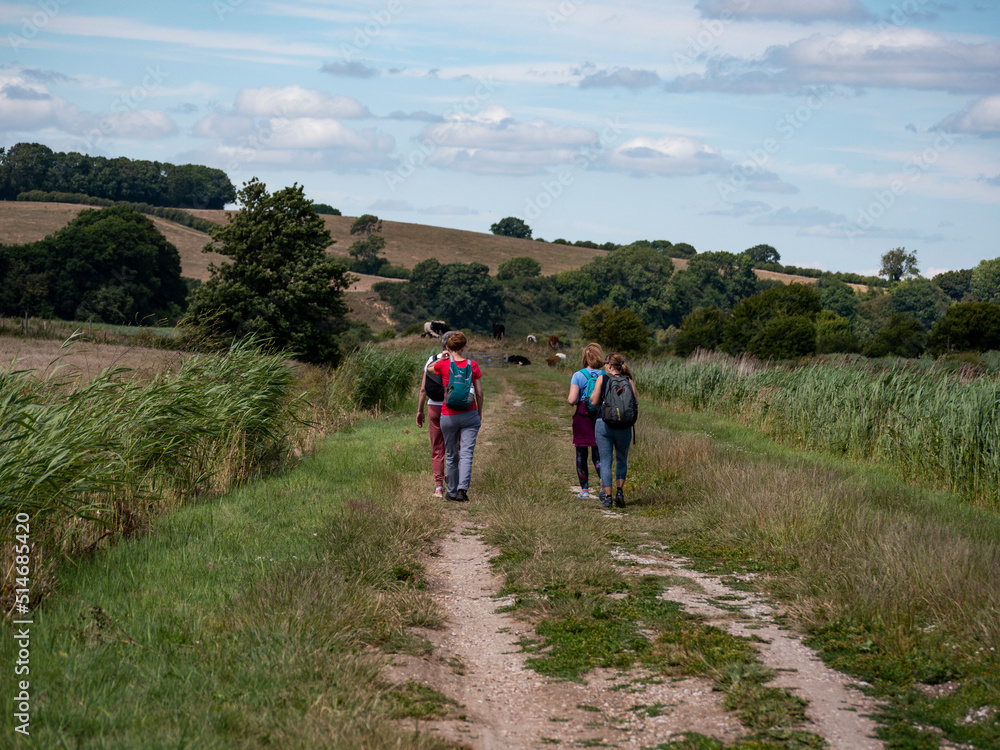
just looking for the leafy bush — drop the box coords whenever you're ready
[578,304,648,355]
[674,306,726,358]
[927,302,1000,357]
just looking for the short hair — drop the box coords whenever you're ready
[446,331,467,351]
[581,342,604,369]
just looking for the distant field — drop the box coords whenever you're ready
[1,201,837,290]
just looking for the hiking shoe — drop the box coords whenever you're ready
[456,488,469,502]
[577,489,592,499]
[615,488,625,508]
[433,487,444,498]
[445,491,460,502]
[599,492,612,508]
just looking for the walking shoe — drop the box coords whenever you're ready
[615,488,625,508]
[599,492,612,508]
[577,489,592,499]
[445,491,460,502]
[456,488,469,502]
[433,487,444,498]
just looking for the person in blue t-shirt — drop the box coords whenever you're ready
[566,342,604,499]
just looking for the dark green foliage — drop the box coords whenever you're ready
[927,302,1000,356]
[817,278,859,319]
[669,242,698,258]
[889,277,951,330]
[349,235,388,275]
[0,204,186,323]
[933,268,973,302]
[970,257,1000,304]
[723,284,821,357]
[500,275,576,336]
[375,258,505,333]
[816,311,860,354]
[350,214,383,237]
[750,315,817,359]
[744,243,780,265]
[489,216,532,239]
[0,142,235,208]
[578,304,648,354]
[183,178,351,365]
[862,313,926,358]
[312,203,341,215]
[675,307,727,358]
[672,252,760,325]
[880,246,919,282]
[496,256,542,280]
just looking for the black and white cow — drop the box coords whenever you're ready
[422,320,448,338]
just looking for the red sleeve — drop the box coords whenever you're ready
[472,361,482,379]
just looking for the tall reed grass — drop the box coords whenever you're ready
[636,352,1000,509]
[0,338,306,608]
[331,343,418,412]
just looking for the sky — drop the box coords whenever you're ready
[1,0,999,277]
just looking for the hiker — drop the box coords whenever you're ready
[590,352,638,508]
[416,332,454,497]
[429,331,484,502]
[566,342,604,499]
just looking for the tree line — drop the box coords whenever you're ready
[0,143,236,209]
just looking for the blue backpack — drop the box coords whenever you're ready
[445,358,476,410]
[579,368,600,414]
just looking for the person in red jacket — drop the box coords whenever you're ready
[429,331,484,502]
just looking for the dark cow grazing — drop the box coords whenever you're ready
[548,335,564,349]
[526,334,537,344]
[423,320,448,338]
[493,323,505,341]
[506,355,530,366]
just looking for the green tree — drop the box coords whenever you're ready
[184,178,351,365]
[889,277,950,330]
[350,214,383,237]
[751,315,817,360]
[674,306,726,358]
[490,216,532,239]
[817,278,859,320]
[927,302,1000,356]
[722,283,821,356]
[0,205,186,323]
[816,310,860,354]
[671,251,759,322]
[970,257,1000,304]
[862,313,925,358]
[347,214,388,275]
[745,244,780,265]
[933,268,973,302]
[313,203,341,215]
[496,256,542,280]
[578,304,648,355]
[879,247,919,283]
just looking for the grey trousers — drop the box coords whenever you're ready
[440,410,482,492]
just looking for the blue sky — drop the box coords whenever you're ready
[1,0,998,276]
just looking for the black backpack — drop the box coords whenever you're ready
[424,357,445,401]
[600,373,638,428]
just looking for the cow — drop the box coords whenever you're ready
[422,320,448,338]
[548,335,564,349]
[555,352,566,360]
[526,334,537,344]
[506,354,530,366]
[493,323,505,341]
[545,356,560,367]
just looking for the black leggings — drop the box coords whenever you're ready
[575,446,601,489]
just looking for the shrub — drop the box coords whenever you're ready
[675,306,726,358]
[578,304,649,355]
[927,302,1000,357]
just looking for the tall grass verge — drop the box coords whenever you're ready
[636,352,1000,509]
[1,338,309,609]
[0,414,456,748]
[330,343,419,412]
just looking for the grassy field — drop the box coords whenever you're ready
[2,201,827,288]
[3,341,998,747]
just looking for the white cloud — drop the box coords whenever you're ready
[268,118,393,151]
[667,28,1000,94]
[419,106,600,175]
[606,135,730,176]
[936,95,1000,137]
[696,0,870,23]
[233,85,370,119]
[106,109,177,138]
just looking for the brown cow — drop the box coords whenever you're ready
[547,335,564,349]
